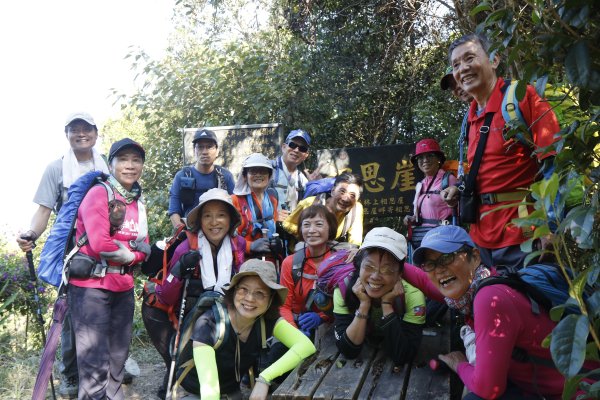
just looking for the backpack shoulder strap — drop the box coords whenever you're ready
[475,274,544,315]
[212,300,230,350]
[292,249,307,286]
[441,170,452,191]
[214,165,227,190]
[340,205,356,238]
[185,230,198,250]
[501,80,534,148]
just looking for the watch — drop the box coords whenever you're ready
[354,310,369,320]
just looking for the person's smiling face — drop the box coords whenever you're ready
[200,200,231,245]
[246,167,271,192]
[109,150,143,191]
[451,40,499,104]
[301,214,330,251]
[358,249,401,299]
[66,120,98,154]
[233,276,271,319]
[422,248,478,300]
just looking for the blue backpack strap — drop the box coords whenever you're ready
[441,171,452,191]
[501,80,533,147]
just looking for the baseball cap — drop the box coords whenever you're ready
[108,138,145,163]
[224,259,288,304]
[440,66,455,91]
[359,227,407,263]
[65,112,96,129]
[285,129,311,146]
[412,225,475,266]
[186,188,241,234]
[192,129,218,145]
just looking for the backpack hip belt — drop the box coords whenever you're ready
[419,218,451,225]
[480,190,529,205]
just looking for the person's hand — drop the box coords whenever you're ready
[403,215,415,226]
[100,240,135,265]
[381,278,405,304]
[440,186,459,207]
[438,351,468,373]
[17,231,38,252]
[343,248,359,264]
[249,380,269,400]
[250,238,270,253]
[170,250,201,279]
[277,209,290,222]
[298,312,323,332]
[135,241,152,260]
[269,236,284,257]
[352,278,371,305]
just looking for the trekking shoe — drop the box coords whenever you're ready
[122,356,140,384]
[58,376,78,399]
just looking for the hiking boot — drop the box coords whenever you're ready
[58,376,78,399]
[122,356,140,384]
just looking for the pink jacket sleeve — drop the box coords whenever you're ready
[402,263,445,303]
[456,285,521,398]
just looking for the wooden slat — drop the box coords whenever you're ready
[272,332,339,400]
[357,348,407,400]
[403,327,451,400]
[311,344,377,400]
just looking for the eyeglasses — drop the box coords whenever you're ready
[287,142,309,153]
[235,286,269,301]
[361,264,399,276]
[247,167,271,176]
[67,126,94,135]
[416,153,438,161]
[420,248,468,272]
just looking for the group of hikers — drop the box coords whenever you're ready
[17,32,598,400]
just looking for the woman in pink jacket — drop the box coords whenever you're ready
[68,138,150,400]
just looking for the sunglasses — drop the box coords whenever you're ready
[287,141,309,153]
[420,247,469,273]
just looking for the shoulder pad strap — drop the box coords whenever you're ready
[213,301,230,350]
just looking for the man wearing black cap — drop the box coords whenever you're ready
[168,128,235,229]
[17,112,110,398]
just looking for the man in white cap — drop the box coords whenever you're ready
[16,112,139,397]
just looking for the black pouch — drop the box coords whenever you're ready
[180,176,196,206]
[68,253,98,278]
[459,190,479,224]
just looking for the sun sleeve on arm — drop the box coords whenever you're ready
[259,318,316,383]
[193,344,220,400]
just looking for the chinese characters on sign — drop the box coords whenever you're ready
[317,144,421,218]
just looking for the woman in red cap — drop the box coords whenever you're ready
[403,138,457,250]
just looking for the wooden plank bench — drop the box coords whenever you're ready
[272,324,452,400]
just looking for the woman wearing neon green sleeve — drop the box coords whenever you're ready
[191,259,316,399]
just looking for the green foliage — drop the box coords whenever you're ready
[472,0,600,396]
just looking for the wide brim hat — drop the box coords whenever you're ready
[410,138,446,165]
[412,225,475,266]
[359,227,407,263]
[233,153,273,195]
[186,188,241,234]
[224,259,288,304]
[108,138,145,163]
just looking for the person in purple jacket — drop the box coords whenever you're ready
[142,188,246,399]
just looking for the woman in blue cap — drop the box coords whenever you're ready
[404,225,577,399]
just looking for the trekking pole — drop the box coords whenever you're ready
[272,232,281,280]
[261,228,269,261]
[165,278,190,400]
[22,234,57,400]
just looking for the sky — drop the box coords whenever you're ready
[0,0,174,246]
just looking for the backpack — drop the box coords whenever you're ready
[270,158,307,202]
[474,263,596,370]
[313,249,356,316]
[38,171,114,287]
[302,177,336,199]
[179,165,228,207]
[236,188,279,238]
[173,291,267,395]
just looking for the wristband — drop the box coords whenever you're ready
[256,375,271,386]
[381,302,393,305]
[354,310,369,320]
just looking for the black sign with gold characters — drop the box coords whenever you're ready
[315,144,421,218]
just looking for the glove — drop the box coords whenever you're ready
[135,241,152,260]
[460,324,476,365]
[100,240,135,265]
[250,238,270,254]
[269,237,284,257]
[298,312,322,332]
[170,250,201,279]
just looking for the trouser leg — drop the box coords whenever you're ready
[105,289,134,400]
[60,309,79,380]
[141,302,174,367]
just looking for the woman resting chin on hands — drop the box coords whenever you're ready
[333,227,425,367]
